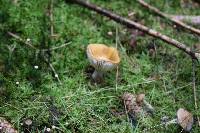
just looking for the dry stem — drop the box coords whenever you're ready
[67,0,200,60]
[7,32,70,51]
[192,60,200,126]
[7,32,63,84]
[169,15,200,25]
[137,0,200,36]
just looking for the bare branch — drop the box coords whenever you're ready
[137,0,200,36]
[67,0,200,60]
[169,15,200,25]
[192,60,200,126]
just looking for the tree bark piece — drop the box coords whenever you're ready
[137,0,200,36]
[67,0,200,60]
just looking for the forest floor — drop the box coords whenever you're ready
[0,0,200,132]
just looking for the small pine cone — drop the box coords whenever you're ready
[122,92,136,112]
[122,92,143,117]
[0,117,18,133]
[122,93,150,118]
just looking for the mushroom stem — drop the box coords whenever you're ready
[165,119,177,126]
[92,70,104,82]
[143,100,154,114]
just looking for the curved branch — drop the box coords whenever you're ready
[67,0,200,60]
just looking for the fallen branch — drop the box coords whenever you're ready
[169,15,200,25]
[137,0,200,36]
[192,60,200,126]
[67,0,200,60]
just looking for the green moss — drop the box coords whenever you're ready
[0,0,199,132]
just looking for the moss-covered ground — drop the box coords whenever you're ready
[0,0,200,132]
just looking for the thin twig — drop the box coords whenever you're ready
[115,26,119,92]
[46,0,62,85]
[137,0,200,36]
[7,32,37,50]
[44,56,62,85]
[7,32,71,51]
[8,32,63,85]
[192,59,200,126]
[42,42,72,51]
[50,0,54,37]
[67,0,200,60]
[169,15,200,25]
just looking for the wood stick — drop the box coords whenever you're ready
[67,0,200,60]
[137,0,200,36]
[192,60,200,126]
[169,15,200,25]
[50,0,54,37]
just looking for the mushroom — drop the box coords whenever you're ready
[165,108,193,132]
[86,44,120,83]
[122,92,154,127]
[22,118,33,132]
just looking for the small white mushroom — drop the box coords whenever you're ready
[34,65,39,69]
[26,38,31,42]
[54,74,58,78]
[86,44,120,83]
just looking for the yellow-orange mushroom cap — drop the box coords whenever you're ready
[87,44,120,71]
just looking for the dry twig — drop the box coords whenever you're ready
[7,32,70,51]
[67,0,200,60]
[42,42,72,52]
[169,15,200,25]
[44,56,62,85]
[7,32,37,50]
[7,32,63,84]
[137,0,200,36]
[50,0,54,37]
[192,60,200,126]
